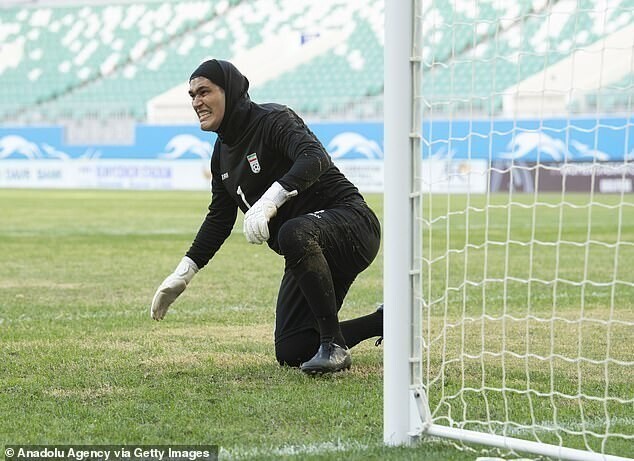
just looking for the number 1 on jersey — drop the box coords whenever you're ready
[236,186,251,209]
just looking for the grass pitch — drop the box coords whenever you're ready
[0,189,632,460]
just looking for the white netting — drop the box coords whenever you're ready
[417,0,634,458]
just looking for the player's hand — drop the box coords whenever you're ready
[244,197,277,244]
[243,182,297,244]
[150,256,198,320]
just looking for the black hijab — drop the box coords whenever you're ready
[190,59,251,145]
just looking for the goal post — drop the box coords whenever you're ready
[383,1,634,459]
[383,0,423,446]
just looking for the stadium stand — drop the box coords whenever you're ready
[422,0,634,114]
[0,0,632,123]
[0,0,385,122]
[0,1,224,120]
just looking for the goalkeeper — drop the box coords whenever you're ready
[150,59,382,374]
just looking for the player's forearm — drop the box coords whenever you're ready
[186,205,236,268]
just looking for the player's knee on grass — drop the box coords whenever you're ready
[275,329,319,367]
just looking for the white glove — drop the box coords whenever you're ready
[150,256,198,320]
[243,181,297,244]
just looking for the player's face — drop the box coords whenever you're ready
[189,77,225,132]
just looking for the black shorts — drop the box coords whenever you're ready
[274,201,381,345]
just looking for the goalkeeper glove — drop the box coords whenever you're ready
[150,256,198,320]
[243,181,297,244]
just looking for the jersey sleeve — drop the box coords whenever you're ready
[266,108,333,193]
[185,144,238,269]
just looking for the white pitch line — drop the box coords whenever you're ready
[219,440,371,460]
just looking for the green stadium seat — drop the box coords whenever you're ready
[0,0,631,122]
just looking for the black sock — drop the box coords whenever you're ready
[340,308,383,349]
[286,247,345,346]
[315,316,346,347]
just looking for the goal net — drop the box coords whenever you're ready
[384,1,634,460]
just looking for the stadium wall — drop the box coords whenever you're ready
[0,117,632,193]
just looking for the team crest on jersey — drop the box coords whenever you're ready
[247,153,261,173]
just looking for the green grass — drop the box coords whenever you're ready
[0,189,632,460]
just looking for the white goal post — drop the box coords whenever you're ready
[383,1,634,460]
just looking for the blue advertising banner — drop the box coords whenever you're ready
[0,122,385,161]
[0,116,631,190]
[0,125,215,161]
[0,121,387,190]
[1,117,631,162]
[423,117,633,162]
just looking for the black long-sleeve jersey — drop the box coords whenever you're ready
[185,102,363,269]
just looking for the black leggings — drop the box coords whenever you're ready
[275,329,321,367]
[273,201,381,366]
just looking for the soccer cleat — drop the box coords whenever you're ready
[300,340,352,374]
